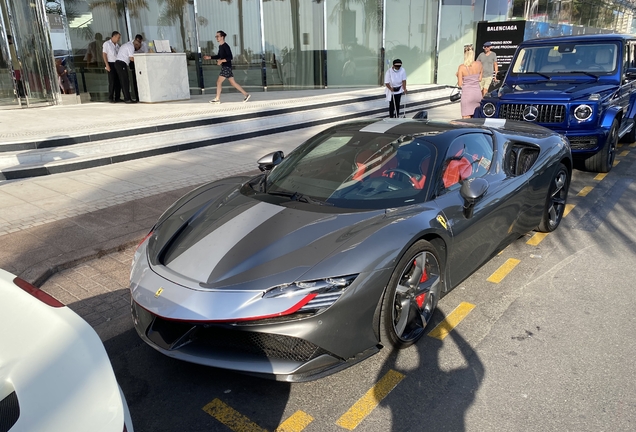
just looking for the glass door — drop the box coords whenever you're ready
[0,0,19,107]
[3,0,59,106]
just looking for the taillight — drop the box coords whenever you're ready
[13,277,64,308]
[136,231,153,252]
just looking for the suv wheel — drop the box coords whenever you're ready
[584,118,618,173]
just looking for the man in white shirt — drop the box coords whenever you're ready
[384,59,408,118]
[130,34,148,101]
[114,38,142,103]
[102,31,121,103]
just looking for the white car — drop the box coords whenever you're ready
[0,269,134,432]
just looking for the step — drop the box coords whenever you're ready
[0,86,454,180]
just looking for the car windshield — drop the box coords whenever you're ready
[263,128,438,209]
[511,42,618,75]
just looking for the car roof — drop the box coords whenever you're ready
[334,118,556,143]
[520,33,632,46]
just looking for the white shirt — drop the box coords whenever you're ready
[116,41,135,65]
[384,67,407,101]
[135,41,148,54]
[102,40,119,63]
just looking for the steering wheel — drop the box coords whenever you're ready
[383,169,417,188]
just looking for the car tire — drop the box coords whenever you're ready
[584,118,618,173]
[379,240,443,349]
[537,163,570,233]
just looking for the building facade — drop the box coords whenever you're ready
[0,0,634,108]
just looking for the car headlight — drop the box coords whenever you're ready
[483,103,496,117]
[263,275,357,313]
[573,104,593,121]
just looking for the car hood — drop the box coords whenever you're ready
[148,182,386,290]
[496,81,618,102]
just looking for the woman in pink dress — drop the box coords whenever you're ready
[457,44,483,118]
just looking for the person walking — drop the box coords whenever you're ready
[476,41,498,96]
[102,31,121,103]
[114,38,141,103]
[204,31,250,104]
[384,58,407,118]
[457,44,482,119]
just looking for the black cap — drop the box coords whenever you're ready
[393,59,402,65]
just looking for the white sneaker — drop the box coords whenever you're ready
[243,94,251,102]
[209,99,220,104]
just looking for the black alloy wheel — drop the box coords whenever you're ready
[584,119,618,173]
[538,163,569,233]
[380,240,443,349]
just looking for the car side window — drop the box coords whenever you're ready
[438,133,494,195]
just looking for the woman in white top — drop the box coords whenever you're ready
[384,59,407,118]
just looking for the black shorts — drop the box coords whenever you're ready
[220,66,233,78]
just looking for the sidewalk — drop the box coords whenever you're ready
[1,102,461,336]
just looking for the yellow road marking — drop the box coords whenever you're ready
[203,399,267,432]
[335,370,405,430]
[428,302,476,341]
[613,160,620,167]
[577,186,594,197]
[487,258,521,283]
[617,143,623,148]
[526,232,548,246]
[619,150,629,157]
[275,411,314,432]
[630,143,636,147]
[594,173,607,181]
[563,203,575,217]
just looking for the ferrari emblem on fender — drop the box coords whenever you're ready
[155,287,164,298]
[436,215,448,230]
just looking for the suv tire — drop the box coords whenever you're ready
[584,118,618,173]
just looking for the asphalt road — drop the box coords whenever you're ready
[49,145,636,432]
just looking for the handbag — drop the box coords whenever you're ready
[449,87,461,103]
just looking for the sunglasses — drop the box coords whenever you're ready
[393,64,402,67]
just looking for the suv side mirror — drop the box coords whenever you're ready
[257,151,285,171]
[626,68,636,79]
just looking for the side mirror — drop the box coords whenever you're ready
[460,178,489,218]
[413,110,428,120]
[257,151,284,171]
[626,67,636,78]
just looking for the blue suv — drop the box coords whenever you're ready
[475,34,636,172]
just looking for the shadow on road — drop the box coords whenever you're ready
[377,311,485,432]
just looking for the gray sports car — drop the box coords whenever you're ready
[130,117,572,381]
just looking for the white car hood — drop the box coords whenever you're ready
[0,269,131,432]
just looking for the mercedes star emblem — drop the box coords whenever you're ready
[523,106,539,122]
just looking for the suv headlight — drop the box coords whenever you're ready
[573,104,593,121]
[483,103,496,117]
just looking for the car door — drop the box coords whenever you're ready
[619,41,634,114]
[432,132,530,288]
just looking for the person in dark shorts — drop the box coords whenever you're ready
[203,30,250,104]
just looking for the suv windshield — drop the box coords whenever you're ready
[511,42,618,75]
[262,128,438,209]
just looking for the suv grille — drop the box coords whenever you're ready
[499,104,566,123]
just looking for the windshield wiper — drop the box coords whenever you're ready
[523,72,551,80]
[267,191,333,206]
[565,71,599,80]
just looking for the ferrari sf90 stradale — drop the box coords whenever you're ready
[130,117,571,381]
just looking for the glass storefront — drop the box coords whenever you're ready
[1,0,635,108]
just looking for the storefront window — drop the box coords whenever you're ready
[384,0,438,85]
[325,0,382,87]
[263,0,325,89]
[65,0,128,101]
[128,0,199,92]
[197,0,263,92]
[437,0,484,86]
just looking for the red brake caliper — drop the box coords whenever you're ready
[415,260,428,308]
